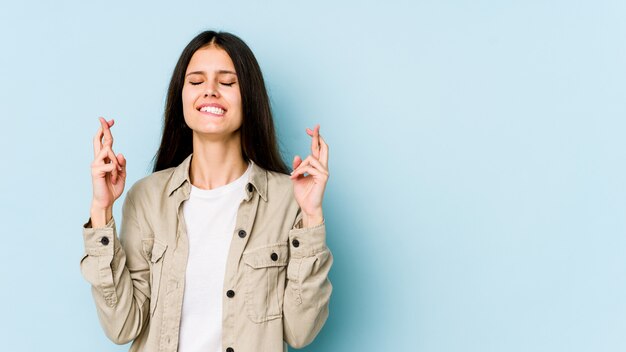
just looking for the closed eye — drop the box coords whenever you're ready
[221,82,236,87]
[190,81,203,85]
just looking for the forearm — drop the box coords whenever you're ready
[301,210,324,228]
[80,217,150,344]
[81,190,152,344]
[283,221,333,348]
[89,204,112,229]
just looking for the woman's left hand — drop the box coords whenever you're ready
[290,124,329,228]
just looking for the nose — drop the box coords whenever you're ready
[204,81,219,98]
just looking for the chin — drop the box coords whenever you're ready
[193,126,240,139]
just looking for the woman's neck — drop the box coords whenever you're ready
[189,132,247,190]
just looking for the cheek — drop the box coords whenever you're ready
[181,87,197,123]
[226,90,243,111]
[182,88,199,113]
[182,86,192,105]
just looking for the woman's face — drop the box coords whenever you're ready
[182,45,242,139]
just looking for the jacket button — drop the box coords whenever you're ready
[100,236,109,246]
[292,239,300,248]
[238,230,247,238]
[270,252,278,261]
[226,290,235,298]
[226,348,234,352]
[247,183,253,192]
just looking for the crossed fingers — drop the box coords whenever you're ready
[92,117,122,182]
[290,124,329,179]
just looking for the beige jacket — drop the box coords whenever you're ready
[80,153,332,352]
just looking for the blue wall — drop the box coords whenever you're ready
[1,1,625,351]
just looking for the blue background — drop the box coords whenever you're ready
[1,0,625,351]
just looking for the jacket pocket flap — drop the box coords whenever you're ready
[142,238,168,263]
[150,240,168,263]
[243,243,288,269]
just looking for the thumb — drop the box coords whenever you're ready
[116,153,127,170]
[292,155,302,171]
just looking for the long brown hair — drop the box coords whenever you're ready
[152,30,289,174]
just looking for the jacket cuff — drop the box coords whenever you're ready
[288,220,326,258]
[83,216,118,256]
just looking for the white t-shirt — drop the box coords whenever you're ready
[178,162,252,352]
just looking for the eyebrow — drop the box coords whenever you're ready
[185,70,237,77]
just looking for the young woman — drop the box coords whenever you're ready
[80,31,332,352]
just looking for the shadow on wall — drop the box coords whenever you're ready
[294,181,384,352]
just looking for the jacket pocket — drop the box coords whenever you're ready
[242,243,289,323]
[142,238,168,317]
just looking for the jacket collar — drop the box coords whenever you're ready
[166,153,268,201]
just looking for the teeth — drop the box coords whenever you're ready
[200,106,225,115]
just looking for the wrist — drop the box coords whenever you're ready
[302,211,324,228]
[90,204,112,228]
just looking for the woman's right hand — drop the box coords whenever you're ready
[91,117,127,213]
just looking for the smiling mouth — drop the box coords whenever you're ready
[198,106,226,116]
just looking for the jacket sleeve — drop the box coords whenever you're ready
[79,188,150,345]
[282,211,333,349]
